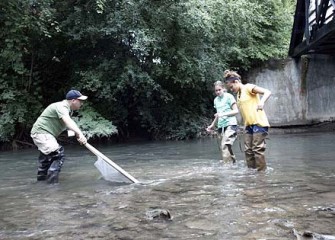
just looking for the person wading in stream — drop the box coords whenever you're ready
[224,70,271,171]
[206,81,239,164]
[30,90,88,183]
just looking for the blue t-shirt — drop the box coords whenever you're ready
[214,92,238,128]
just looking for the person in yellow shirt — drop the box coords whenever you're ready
[224,70,271,171]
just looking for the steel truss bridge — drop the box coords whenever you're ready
[289,0,335,57]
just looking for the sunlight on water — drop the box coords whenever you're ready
[0,132,334,239]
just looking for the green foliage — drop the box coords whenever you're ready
[0,89,42,142]
[0,0,296,144]
[0,0,58,142]
[72,104,118,140]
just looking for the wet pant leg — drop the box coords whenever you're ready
[221,143,234,163]
[252,133,267,171]
[221,126,238,163]
[244,133,256,168]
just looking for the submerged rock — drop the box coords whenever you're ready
[293,228,335,240]
[318,207,335,214]
[145,208,172,221]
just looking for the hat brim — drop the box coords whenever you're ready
[77,95,88,100]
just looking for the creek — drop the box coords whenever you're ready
[0,132,334,239]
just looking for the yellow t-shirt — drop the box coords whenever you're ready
[237,84,270,127]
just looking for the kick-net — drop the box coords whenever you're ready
[85,143,139,184]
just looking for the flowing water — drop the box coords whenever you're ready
[0,132,334,240]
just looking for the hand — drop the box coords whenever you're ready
[77,134,87,145]
[257,103,264,111]
[206,126,213,132]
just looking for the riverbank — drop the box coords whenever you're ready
[270,120,335,134]
[2,120,335,152]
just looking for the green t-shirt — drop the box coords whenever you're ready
[214,92,238,128]
[31,100,71,137]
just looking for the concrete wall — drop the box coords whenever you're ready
[246,55,335,126]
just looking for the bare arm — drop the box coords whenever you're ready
[206,114,218,132]
[62,115,87,144]
[252,86,271,111]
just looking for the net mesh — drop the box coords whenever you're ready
[94,157,132,183]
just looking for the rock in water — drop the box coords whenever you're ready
[145,209,172,221]
[293,228,335,240]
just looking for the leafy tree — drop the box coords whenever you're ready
[0,0,51,142]
[0,0,295,146]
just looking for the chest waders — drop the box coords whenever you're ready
[219,126,238,164]
[37,146,65,183]
[244,132,267,171]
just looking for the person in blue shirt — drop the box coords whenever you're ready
[207,81,239,163]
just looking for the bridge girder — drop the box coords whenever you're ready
[289,0,335,57]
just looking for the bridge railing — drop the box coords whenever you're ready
[306,0,335,43]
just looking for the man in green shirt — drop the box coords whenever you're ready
[31,90,88,183]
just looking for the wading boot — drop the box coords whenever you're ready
[221,144,236,164]
[37,152,51,181]
[47,170,59,184]
[253,133,267,171]
[255,154,267,171]
[228,144,236,164]
[46,146,65,184]
[231,155,236,164]
[244,133,256,168]
[37,171,47,181]
[47,158,62,184]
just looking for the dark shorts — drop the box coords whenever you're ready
[245,125,268,134]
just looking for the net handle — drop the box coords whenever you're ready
[84,143,139,183]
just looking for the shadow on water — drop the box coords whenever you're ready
[0,132,334,239]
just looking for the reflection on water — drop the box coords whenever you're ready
[0,132,334,239]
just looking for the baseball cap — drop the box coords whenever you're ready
[66,90,88,100]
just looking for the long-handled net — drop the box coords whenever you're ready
[85,143,139,184]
